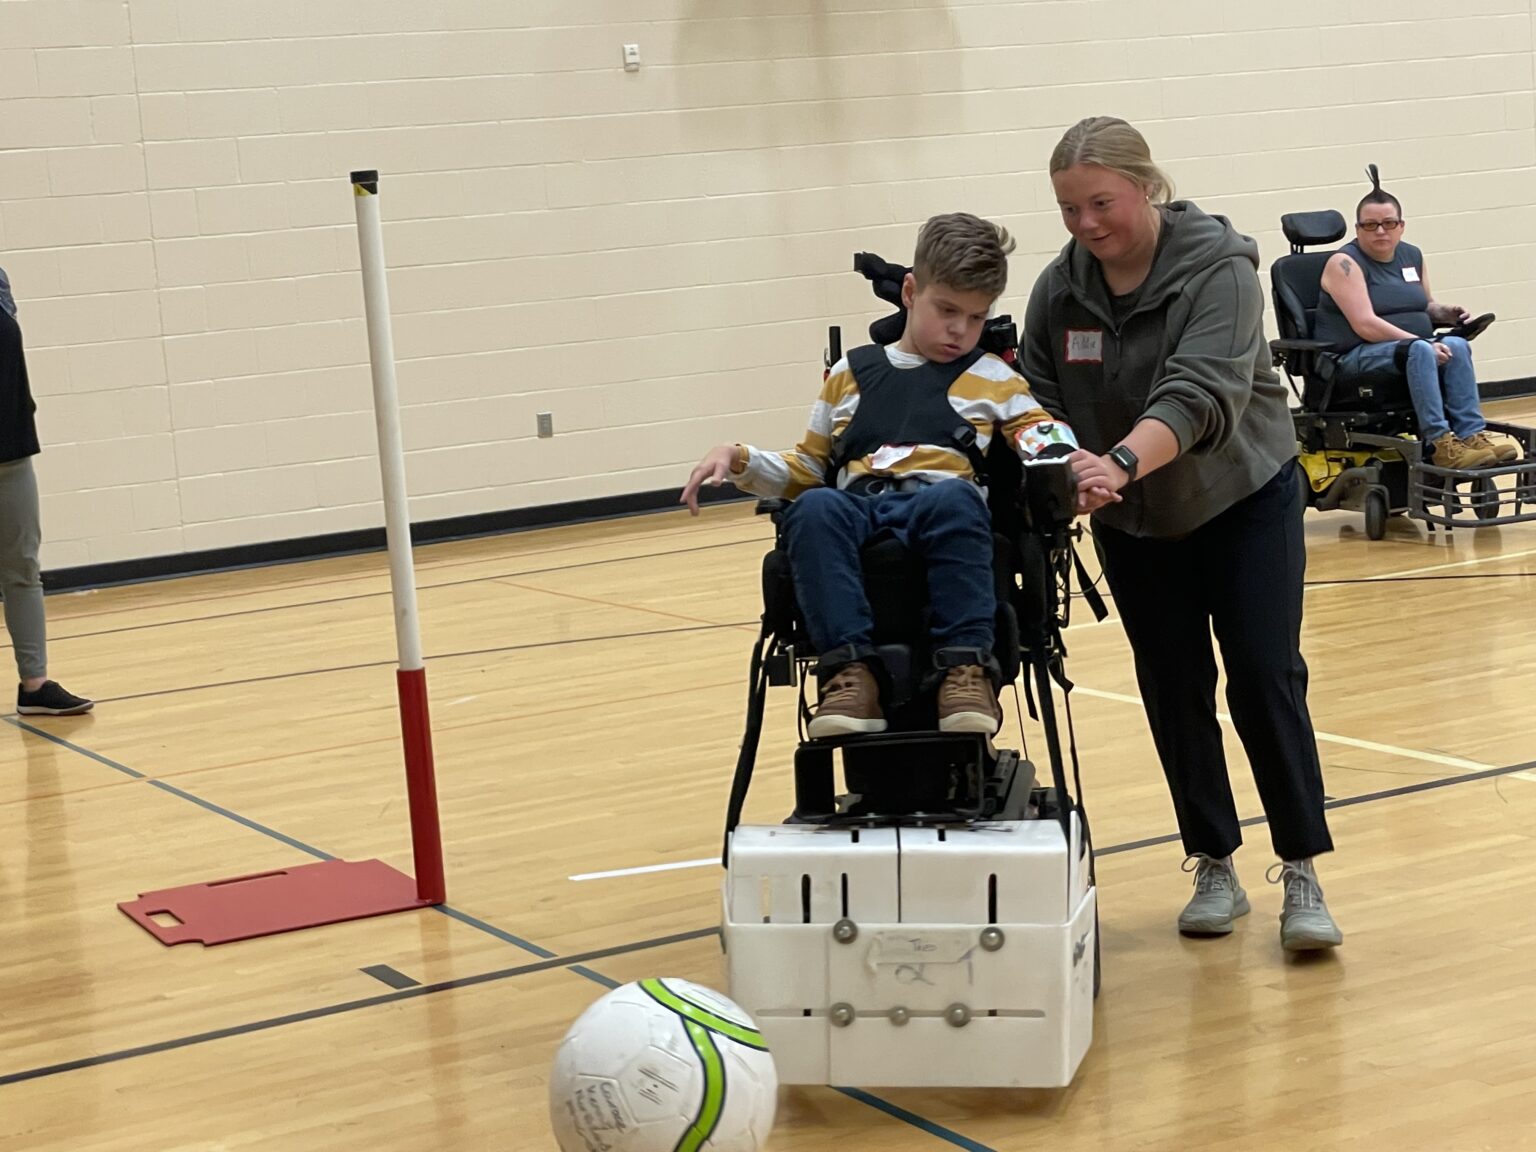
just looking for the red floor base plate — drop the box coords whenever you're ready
[118,858,432,946]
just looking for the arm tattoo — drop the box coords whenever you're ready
[1339,258,1354,278]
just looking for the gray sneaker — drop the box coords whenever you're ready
[1269,859,1343,952]
[1178,854,1250,936]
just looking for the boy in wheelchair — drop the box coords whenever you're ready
[681,212,1076,740]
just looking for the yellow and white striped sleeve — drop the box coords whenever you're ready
[732,360,860,499]
[952,353,1078,458]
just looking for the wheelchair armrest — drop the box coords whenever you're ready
[1270,337,1331,369]
[754,498,786,516]
[1440,312,1495,342]
[1271,338,1331,354]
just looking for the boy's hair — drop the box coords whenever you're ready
[1356,163,1402,222]
[912,212,1016,299]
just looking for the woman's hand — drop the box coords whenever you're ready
[1433,340,1453,366]
[1429,300,1470,327]
[1068,448,1128,515]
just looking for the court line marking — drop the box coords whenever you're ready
[19,538,766,650]
[9,721,1533,1149]
[1305,546,1536,591]
[573,857,719,881]
[1,720,987,1149]
[0,926,720,1088]
[1070,686,1495,772]
[81,619,756,706]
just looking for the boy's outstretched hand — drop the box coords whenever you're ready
[681,444,740,515]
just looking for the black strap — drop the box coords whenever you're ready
[1072,544,1109,623]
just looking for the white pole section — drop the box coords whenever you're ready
[351,170,423,672]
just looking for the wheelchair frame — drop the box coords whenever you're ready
[1271,210,1536,540]
[719,263,1102,1089]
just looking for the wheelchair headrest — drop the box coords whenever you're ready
[854,252,907,308]
[1280,210,1347,251]
[853,252,909,345]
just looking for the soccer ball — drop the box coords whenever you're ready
[549,978,777,1151]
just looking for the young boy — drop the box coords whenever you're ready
[681,213,1074,739]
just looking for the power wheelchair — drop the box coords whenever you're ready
[1271,210,1536,539]
[720,255,1102,1089]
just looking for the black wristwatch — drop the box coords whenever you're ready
[1107,444,1140,482]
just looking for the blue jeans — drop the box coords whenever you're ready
[1340,335,1484,441]
[781,480,995,671]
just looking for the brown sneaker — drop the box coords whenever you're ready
[1430,433,1496,470]
[937,664,1002,734]
[1465,430,1522,463]
[807,662,886,740]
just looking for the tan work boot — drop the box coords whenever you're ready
[1430,432,1496,470]
[807,661,885,740]
[937,664,1002,734]
[1465,430,1522,463]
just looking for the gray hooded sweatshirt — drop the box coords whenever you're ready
[1021,201,1296,538]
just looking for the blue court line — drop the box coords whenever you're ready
[2,718,990,1148]
[836,1089,998,1151]
[19,716,1524,1151]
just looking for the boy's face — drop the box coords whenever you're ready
[899,274,995,362]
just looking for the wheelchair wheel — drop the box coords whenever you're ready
[1474,476,1500,521]
[1364,490,1388,540]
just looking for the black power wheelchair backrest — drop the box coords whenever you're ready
[1269,209,1347,382]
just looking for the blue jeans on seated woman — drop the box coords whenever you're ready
[780,478,995,674]
[1339,335,1484,442]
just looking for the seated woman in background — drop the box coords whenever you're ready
[1313,167,1520,470]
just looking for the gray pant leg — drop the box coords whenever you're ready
[0,457,46,680]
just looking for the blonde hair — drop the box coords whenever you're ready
[1049,116,1176,204]
[912,212,1017,299]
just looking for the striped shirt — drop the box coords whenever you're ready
[732,346,1072,500]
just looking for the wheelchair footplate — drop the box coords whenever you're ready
[1407,420,1536,531]
[789,731,1033,826]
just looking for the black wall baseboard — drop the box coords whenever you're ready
[44,484,752,593]
[37,371,1536,594]
[1482,376,1536,401]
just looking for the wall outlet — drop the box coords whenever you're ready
[536,412,554,438]
[622,43,641,71]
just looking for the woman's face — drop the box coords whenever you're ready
[1355,200,1404,262]
[1051,163,1155,266]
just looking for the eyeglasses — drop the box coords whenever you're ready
[1356,219,1404,232]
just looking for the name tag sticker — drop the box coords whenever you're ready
[869,444,915,471]
[1065,329,1103,363]
[1403,267,1420,283]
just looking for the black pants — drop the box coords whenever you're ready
[1093,460,1333,862]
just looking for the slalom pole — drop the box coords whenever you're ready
[350,169,445,905]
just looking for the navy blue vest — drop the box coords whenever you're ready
[828,345,987,479]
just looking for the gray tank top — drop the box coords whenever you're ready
[1313,239,1432,351]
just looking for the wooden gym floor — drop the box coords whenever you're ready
[3,398,1535,1151]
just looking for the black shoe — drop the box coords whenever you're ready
[17,681,94,716]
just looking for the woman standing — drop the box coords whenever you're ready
[1021,117,1339,952]
[0,266,92,716]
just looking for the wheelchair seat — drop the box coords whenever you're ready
[757,502,1022,732]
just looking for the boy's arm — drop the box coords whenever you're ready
[732,361,855,497]
[967,354,1079,458]
[680,362,855,514]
